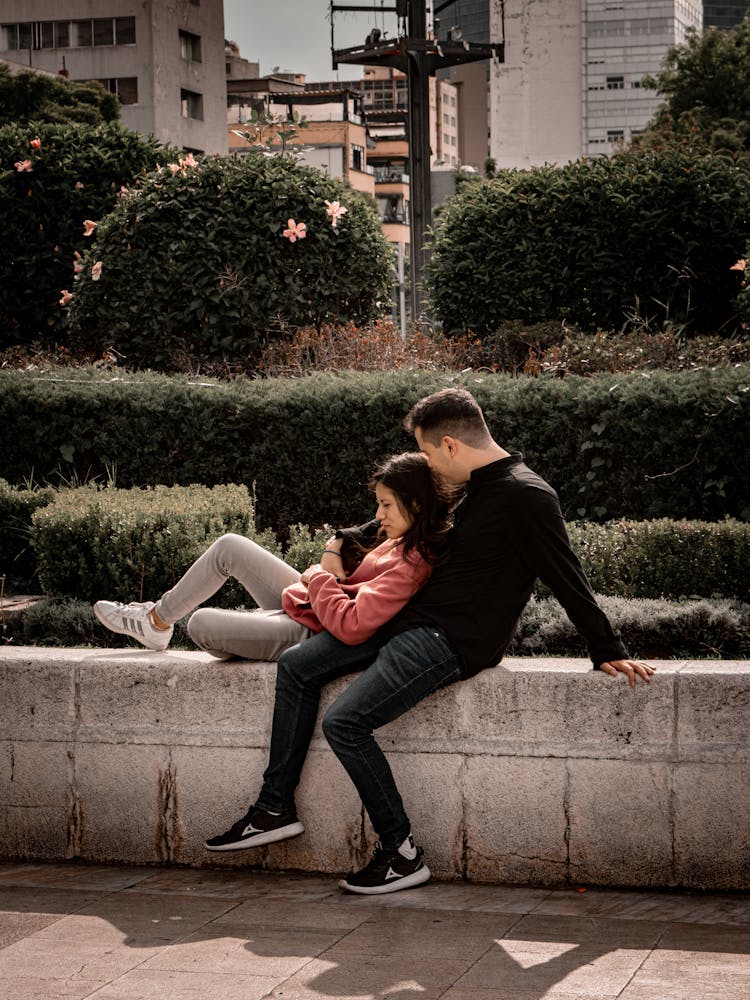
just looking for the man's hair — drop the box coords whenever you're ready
[404,388,491,448]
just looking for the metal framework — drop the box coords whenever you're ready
[330,1,504,321]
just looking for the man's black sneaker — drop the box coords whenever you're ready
[339,838,431,895]
[204,806,304,852]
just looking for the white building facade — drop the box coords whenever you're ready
[490,0,703,169]
[0,0,227,154]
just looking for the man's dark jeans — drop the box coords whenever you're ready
[256,625,462,850]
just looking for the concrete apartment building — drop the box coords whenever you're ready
[0,0,227,154]
[490,0,702,168]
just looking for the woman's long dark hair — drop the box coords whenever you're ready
[369,451,461,565]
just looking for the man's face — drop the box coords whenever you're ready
[414,427,467,484]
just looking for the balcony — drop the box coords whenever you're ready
[374,167,410,184]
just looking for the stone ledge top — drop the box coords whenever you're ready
[1,645,749,674]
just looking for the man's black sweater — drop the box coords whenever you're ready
[379,453,628,677]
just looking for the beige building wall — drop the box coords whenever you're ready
[490,0,703,169]
[0,0,227,154]
[446,60,490,170]
[490,0,583,169]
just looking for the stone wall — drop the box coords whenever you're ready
[1,647,748,890]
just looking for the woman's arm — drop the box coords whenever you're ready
[303,553,431,645]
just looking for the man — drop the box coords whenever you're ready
[205,388,654,894]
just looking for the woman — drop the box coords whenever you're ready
[93,452,456,660]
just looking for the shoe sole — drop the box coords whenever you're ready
[338,864,432,895]
[204,821,305,852]
[93,604,171,652]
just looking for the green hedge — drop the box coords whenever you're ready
[0,478,56,591]
[0,366,748,533]
[31,483,278,603]
[427,149,750,336]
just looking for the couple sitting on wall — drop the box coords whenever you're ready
[95,387,654,896]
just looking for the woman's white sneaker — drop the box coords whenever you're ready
[93,600,173,651]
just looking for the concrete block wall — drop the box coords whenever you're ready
[1,647,748,890]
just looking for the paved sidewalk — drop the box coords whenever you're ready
[0,861,748,1000]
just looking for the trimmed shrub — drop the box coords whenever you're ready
[511,595,750,660]
[283,524,334,572]
[30,483,279,604]
[0,478,56,592]
[567,519,750,600]
[0,122,174,346]
[427,149,750,336]
[67,153,393,369]
[1,365,749,532]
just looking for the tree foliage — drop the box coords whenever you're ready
[0,121,175,346]
[0,65,119,127]
[635,17,750,152]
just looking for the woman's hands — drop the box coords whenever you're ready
[300,537,346,586]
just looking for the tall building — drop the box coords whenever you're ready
[490,0,702,168]
[703,2,748,26]
[0,0,227,154]
[435,0,492,170]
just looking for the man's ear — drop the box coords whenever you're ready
[442,434,459,456]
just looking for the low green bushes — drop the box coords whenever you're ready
[567,519,750,599]
[14,593,750,659]
[31,484,278,604]
[511,595,750,661]
[427,148,750,336]
[0,478,56,591]
[1,366,748,530]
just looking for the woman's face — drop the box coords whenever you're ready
[374,484,415,539]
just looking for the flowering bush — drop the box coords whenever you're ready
[0,121,174,347]
[68,153,393,369]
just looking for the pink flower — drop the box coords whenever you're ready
[14,160,32,172]
[730,259,746,271]
[83,219,97,236]
[180,153,198,169]
[324,199,348,229]
[283,219,307,243]
[75,181,85,190]
[73,260,84,275]
[168,162,181,175]
[91,261,103,281]
[59,289,73,306]
[30,138,42,150]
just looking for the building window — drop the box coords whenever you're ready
[88,77,139,105]
[181,88,203,119]
[606,76,624,90]
[607,129,625,143]
[179,30,202,62]
[115,17,136,45]
[350,143,365,171]
[443,113,449,125]
[10,16,136,48]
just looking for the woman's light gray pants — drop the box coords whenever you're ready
[154,533,310,660]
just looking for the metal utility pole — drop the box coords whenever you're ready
[405,0,431,322]
[331,2,504,323]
